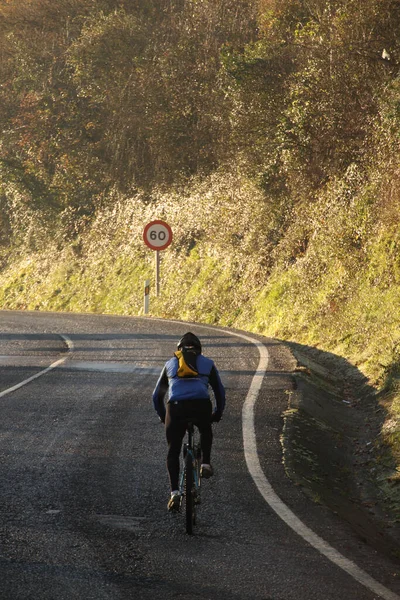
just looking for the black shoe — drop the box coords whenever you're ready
[167,493,181,512]
[200,464,214,479]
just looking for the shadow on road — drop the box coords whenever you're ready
[282,340,400,563]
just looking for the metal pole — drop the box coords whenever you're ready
[155,250,160,297]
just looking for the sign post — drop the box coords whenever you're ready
[143,220,173,298]
[155,251,160,297]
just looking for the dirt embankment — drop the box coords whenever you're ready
[282,342,400,563]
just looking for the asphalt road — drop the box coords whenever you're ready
[0,310,399,600]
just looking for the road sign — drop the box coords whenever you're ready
[143,220,173,297]
[143,220,173,251]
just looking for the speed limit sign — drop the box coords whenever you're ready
[143,220,173,251]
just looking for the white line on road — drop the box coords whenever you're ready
[186,323,399,600]
[57,360,161,375]
[0,334,74,398]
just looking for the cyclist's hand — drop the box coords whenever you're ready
[211,410,222,423]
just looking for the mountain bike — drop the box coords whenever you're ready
[179,420,202,535]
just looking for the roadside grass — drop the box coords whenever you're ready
[0,246,149,315]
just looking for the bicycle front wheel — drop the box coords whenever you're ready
[184,452,194,535]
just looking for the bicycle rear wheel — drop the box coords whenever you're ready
[184,452,194,535]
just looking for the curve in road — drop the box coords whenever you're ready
[0,313,398,600]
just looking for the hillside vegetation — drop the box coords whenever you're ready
[1,0,400,520]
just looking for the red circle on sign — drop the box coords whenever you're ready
[143,220,173,251]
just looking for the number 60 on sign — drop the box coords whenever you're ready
[143,220,173,251]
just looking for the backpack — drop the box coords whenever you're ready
[174,349,199,378]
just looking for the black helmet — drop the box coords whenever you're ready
[177,332,202,353]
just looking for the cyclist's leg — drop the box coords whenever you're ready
[165,402,187,492]
[193,400,213,465]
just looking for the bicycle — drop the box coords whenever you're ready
[178,420,202,535]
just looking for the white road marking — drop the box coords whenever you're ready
[0,334,74,398]
[0,356,161,375]
[183,322,400,600]
[58,360,161,375]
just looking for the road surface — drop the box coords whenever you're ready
[0,310,399,600]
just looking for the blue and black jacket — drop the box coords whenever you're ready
[152,354,226,421]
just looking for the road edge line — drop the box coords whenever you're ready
[0,334,74,399]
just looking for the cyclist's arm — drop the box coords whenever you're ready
[152,366,169,421]
[209,365,226,414]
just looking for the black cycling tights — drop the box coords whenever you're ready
[165,399,213,492]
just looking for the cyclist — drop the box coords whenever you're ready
[152,332,226,511]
